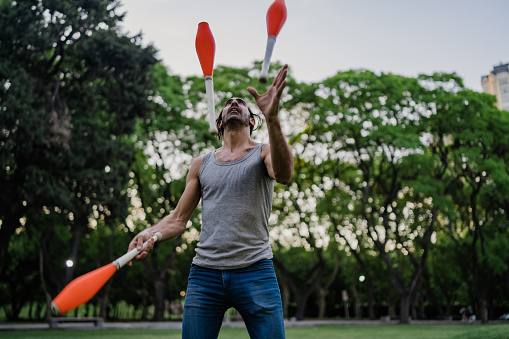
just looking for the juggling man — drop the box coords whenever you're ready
[128,64,293,339]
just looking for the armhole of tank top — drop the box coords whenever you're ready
[259,144,275,182]
[198,152,213,179]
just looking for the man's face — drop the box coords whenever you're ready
[220,98,252,128]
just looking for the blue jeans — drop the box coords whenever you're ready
[182,259,285,339]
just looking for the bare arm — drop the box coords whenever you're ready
[127,155,204,262]
[248,65,294,184]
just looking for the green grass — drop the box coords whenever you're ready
[1,324,509,339]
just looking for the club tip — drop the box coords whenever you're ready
[209,127,218,135]
[259,75,268,84]
[50,301,61,316]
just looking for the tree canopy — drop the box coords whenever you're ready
[1,0,509,324]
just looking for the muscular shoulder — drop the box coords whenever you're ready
[188,154,206,179]
[193,154,206,167]
[261,144,276,180]
[261,143,271,159]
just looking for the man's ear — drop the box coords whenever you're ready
[250,116,255,128]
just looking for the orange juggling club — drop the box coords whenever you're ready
[260,0,287,83]
[51,232,162,316]
[195,22,218,135]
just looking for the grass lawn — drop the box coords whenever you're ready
[1,324,508,339]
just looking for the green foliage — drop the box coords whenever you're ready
[2,6,509,321]
[485,236,509,276]
[288,66,509,320]
[0,229,43,320]
[0,0,158,318]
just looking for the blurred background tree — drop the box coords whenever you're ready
[1,0,508,324]
[0,0,157,318]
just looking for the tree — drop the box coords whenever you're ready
[307,70,457,323]
[426,85,509,322]
[0,0,156,314]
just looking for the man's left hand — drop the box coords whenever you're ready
[247,64,288,122]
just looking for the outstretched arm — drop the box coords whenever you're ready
[248,64,293,184]
[127,155,204,262]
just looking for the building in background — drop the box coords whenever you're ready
[481,62,509,111]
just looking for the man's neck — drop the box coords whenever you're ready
[222,127,253,152]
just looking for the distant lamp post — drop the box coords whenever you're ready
[66,260,74,268]
[359,275,365,319]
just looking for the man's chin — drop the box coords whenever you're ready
[223,118,250,132]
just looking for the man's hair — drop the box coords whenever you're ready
[215,101,263,140]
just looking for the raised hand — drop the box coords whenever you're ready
[247,64,288,122]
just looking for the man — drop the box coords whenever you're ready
[128,65,293,338]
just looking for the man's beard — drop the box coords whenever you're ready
[223,113,250,133]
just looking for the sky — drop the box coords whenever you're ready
[118,0,509,92]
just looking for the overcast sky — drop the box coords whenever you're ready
[118,0,509,92]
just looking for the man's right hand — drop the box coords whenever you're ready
[127,230,155,266]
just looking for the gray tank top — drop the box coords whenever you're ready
[193,143,274,269]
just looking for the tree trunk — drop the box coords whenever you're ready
[98,279,113,319]
[153,278,164,321]
[351,283,361,318]
[318,288,327,319]
[423,268,448,318]
[35,302,42,321]
[411,301,417,320]
[28,302,34,320]
[399,294,412,324]
[141,300,149,320]
[419,298,426,320]
[388,293,398,319]
[294,294,308,321]
[478,294,488,323]
[317,247,340,320]
[280,278,290,319]
[39,247,52,321]
[367,280,376,319]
